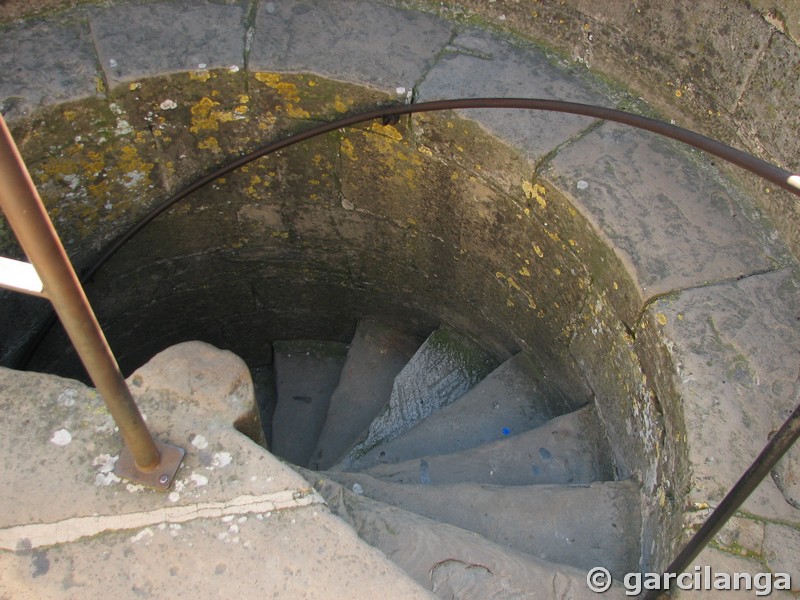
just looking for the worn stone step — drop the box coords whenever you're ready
[340,326,498,466]
[299,470,624,599]
[271,340,348,467]
[323,472,640,578]
[362,405,614,486]
[347,352,578,471]
[309,320,421,470]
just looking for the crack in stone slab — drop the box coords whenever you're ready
[0,489,325,551]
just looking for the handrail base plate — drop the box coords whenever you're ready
[115,440,185,491]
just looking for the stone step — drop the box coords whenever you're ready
[361,405,614,486]
[299,469,624,599]
[271,340,348,467]
[346,352,577,471]
[322,472,640,578]
[340,326,498,466]
[308,320,420,470]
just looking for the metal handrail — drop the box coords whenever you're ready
[2,98,799,590]
[0,114,184,490]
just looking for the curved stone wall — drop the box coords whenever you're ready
[1,0,799,583]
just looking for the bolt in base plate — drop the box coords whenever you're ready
[115,440,185,491]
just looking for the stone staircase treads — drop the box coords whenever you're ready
[342,326,498,465]
[271,340,348,467]
[310,320,420,470]
[323,472,641,578]
[348,352,577,471]
[301,471,622,600]
[362,405,614,486]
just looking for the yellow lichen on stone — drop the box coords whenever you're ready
[655,313,668,326]
[118,145,154,180]
[286,104,311,119]
[341,138,357,161]
[533,244,544,258]
[189,70,214,82]
[333,96,349,113]
[417,145,433,157]
[190,97,235,133]
[522,180,547,209]
[198,136,221,152]
[369,123,403,141]
[519,266,531,277]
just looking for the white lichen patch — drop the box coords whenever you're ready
[57,389,78,407]
[168,492,180,503]
[95,471,121,487]
[159,99,178,110]
[190,473,209,487]
[115,119,133,136]
[50,429,72,446]
[191,434,209,450]
[211,452,232,468]
[92,453,118,474]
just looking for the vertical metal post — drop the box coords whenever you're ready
[0,114,183,490]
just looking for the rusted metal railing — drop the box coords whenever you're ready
[0,114,184,490]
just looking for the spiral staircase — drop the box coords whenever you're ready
[265,319,641,590]
[1,0,799,598]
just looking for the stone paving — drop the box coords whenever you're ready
[0,342,434,599]
[1,0,799,597]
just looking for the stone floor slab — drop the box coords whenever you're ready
[249,0,454,93]
[89,0,248,87]
[306,473,626,599]
[651,267,800,524]
[548,122,787,300]
[0,341,433,599]
[325,472,641,578]
[0,16,99,121]
[416,28,609,162]
[271,339,348,467]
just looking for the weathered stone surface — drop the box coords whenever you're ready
[271,340,348,467]
[652,267,800,524]
[349,351,585,471]
[735,29,800,172]
[249,0,453,92]
[304,473,627,599]
[0,16,99,121]
[679,546,797,598]
[0,341,283,529]
[323,471,641,579]
[343,326,498,464]
[773,442,800,510]
[763,524,800,591]
[310,320,421,470]
[548,122,787,301]
[0,342,433,598]
[362,405,613,486]
[90,1,247,87]
[416,28,608,161]
[0,507,435,599]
